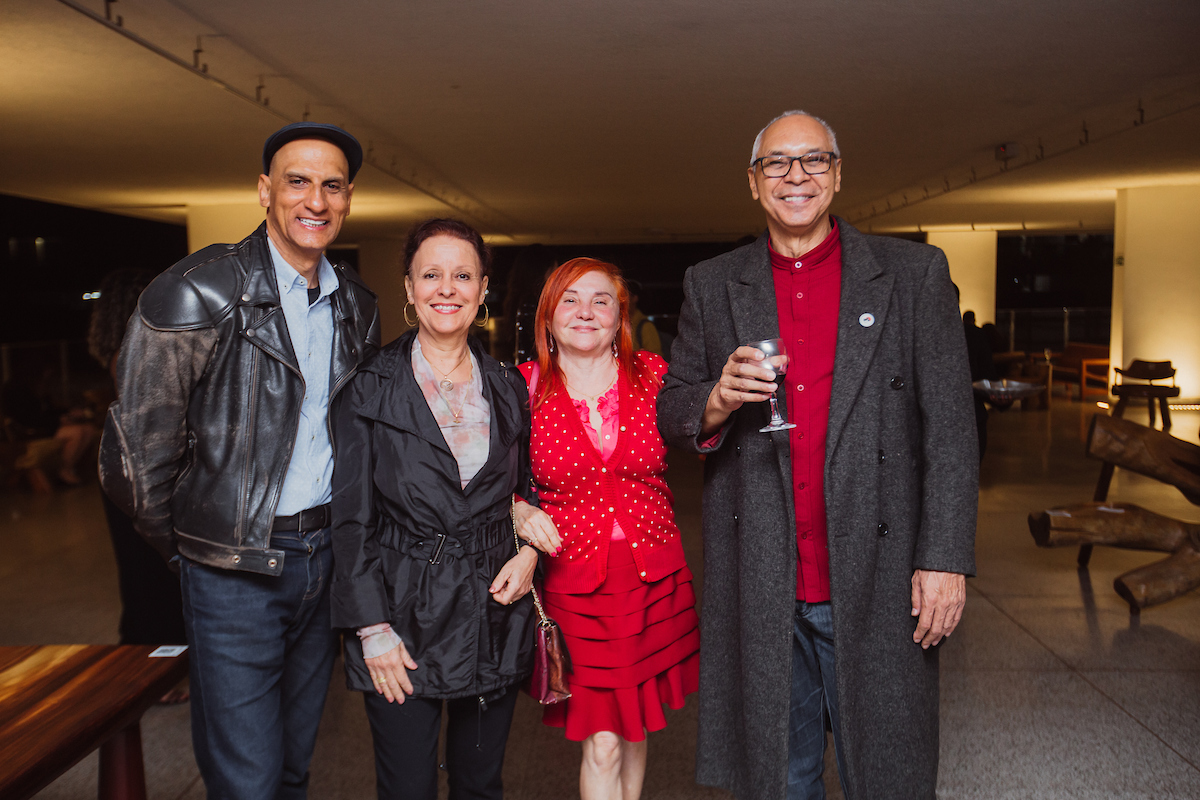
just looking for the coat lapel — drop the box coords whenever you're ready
[826,220,894,459]
[464,347,522,499]
[328,288,359,396]
[357,333,454,457]
[728,234,794,496]
[240,231,302,376]
[727,235,780,346]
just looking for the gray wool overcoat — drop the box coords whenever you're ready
[658,220,978,800]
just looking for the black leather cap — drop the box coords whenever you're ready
[262,122,363,181]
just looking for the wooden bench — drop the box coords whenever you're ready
[0,645,189,800]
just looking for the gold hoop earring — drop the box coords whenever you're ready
[474,303,490,328]
[403,301,417,327]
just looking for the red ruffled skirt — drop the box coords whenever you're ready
[539,539,700,742]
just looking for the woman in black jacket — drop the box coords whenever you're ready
[331,218,561,800]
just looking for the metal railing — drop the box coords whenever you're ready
[994,307,1111,353]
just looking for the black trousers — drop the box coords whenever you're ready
[101,491,186,645]
[363,685,520,800]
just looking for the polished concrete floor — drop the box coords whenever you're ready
[4,400,1198,799]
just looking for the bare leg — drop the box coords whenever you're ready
[56,423,97,484]
[581,731,648,800]
[619,738,647,800]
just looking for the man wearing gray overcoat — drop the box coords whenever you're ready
[658,111,978,800]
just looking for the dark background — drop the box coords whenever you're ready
[1,192,1114,353]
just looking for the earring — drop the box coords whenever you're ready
[612,339,618,357]
[548,336,556,354]
[474,303,490,327]
[403,301,417,327]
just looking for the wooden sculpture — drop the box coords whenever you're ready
[1028,413,1200,612]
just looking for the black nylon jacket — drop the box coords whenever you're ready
[98,223,380,576]
[330,329,538,700]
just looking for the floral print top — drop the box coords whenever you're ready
[412,339,491,490]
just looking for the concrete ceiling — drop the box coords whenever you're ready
[3,0,1199,243]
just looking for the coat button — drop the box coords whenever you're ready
[878,450,886,464]
[232,555,241,564]
[268,558,278,568]
[877,522,889,537]
[241,293,251,302]
[245,329,256,338]
[890,376,905,390]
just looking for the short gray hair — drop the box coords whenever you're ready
[750,110,841,165]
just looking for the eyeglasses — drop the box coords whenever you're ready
[752,152,837,178]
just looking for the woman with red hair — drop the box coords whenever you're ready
[519,258,699,800]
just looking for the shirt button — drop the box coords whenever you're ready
[798,482,806,490]
[631,542,638,548]
[601,467,606,473]
[797,384,805,392]
[796,292,804,299]
[798,339,804,344]
[801,533,809,540]
[794,261,802,268]
[608,507,615,512]
[797,432,804,439]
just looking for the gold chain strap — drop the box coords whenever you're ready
[512,502,551,625]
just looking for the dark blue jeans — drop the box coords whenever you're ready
[180,528,338,800]
[788,600,848,800]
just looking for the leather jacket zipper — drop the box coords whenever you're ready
[257,309,309,532]
[326,318,360,457]
[237,343,261,543]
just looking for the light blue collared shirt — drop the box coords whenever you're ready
[267,237,340,516]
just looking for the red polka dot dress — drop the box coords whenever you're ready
[520,352,699,742]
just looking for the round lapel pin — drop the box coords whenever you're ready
[859,312,875,327]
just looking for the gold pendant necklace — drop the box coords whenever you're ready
[431,349,470,392]
[439,386,467,425]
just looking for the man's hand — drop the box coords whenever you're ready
[490,546,538,605]
[700,345,779,436]
[513,500,561,555]
[365,641,418,704]
[910,569,966,649]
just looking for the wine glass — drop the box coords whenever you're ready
[745,338,795,433]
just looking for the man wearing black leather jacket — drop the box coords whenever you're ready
[100,122,380,799]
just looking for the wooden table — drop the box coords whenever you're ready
[0,645,189,800]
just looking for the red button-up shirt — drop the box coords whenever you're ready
[769,222,842,602]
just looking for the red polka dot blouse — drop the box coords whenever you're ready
[520,352,687,594]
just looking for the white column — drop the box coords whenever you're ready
[186,204,265,252]
[1116,185,1200,399]
[357,238,407,347]
[926,230,998,323]
[1109,193,1127,388]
